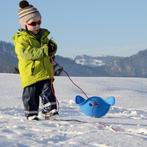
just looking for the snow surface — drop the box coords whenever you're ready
[75,56,105,67]
[0,73,147,147]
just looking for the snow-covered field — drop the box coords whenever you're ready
[0,73,147,147]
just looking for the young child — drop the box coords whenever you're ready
[13,0,58,120]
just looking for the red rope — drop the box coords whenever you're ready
[49,57,60,112]
[54,60,89,99]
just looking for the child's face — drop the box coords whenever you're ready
[26,16,41,34]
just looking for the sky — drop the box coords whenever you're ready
[1,0,147,58]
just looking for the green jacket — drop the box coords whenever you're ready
[13,29,54,88]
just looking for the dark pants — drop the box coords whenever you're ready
[22,79,57,117]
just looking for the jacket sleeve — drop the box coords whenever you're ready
[15,37,49,61]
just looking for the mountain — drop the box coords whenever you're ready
[0,41,17,73]
[74,55,120,67]
[0,40,109,76]
[55,56,109,76]
[74,50,147,77]
[101,50,147,77]
[1,40,147,77]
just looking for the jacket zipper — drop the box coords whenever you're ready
[41,37,46,71]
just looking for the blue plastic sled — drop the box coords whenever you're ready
[75,95,115,118]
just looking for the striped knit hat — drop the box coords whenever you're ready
[18,0,41,27]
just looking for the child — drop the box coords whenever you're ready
[13,0,58,120]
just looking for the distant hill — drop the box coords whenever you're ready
[0,40,109,76]
[1,40,147,77]
[0,41,17,73]
[55,56,109,76]
[74,49,147,77]
[108,49,147,77]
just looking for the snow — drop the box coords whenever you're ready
[75,57,105,67]
[0,73,147,147]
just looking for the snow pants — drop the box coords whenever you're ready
[22,79,57,117]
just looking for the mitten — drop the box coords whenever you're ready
[48,39,57,57]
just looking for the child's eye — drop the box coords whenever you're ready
[89,103,92,107]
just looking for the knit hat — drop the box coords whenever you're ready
[18,0,41,28]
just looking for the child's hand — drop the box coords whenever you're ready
[48,39,57,57]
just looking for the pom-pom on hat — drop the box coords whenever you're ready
[18,0,41,27]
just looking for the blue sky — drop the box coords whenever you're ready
[1,0,147,58]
